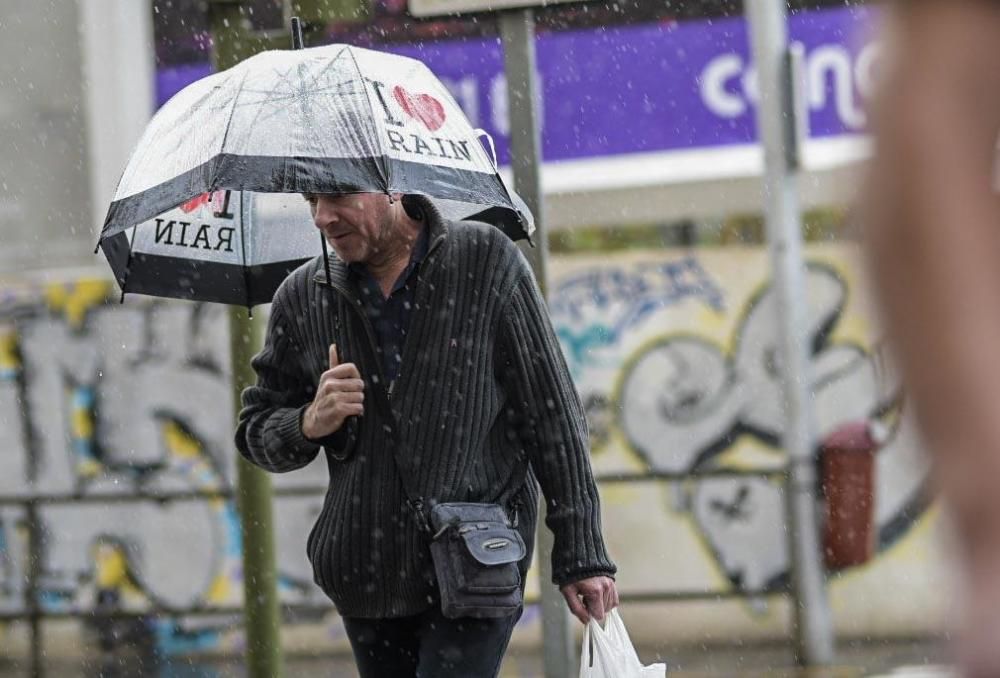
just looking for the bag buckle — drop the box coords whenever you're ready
[407,497,432,534]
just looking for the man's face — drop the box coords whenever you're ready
[305,192,395,264]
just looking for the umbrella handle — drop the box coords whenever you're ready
[320,233,333,286]
[474,129,499,171]
[291,16,304,50]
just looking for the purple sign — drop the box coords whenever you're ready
[157,6,876,166]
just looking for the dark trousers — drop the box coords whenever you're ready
[342,606,522,678]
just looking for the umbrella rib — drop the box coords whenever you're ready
[239,83,284,152]
[119,227,139,303]
[236,80,356,103]
[293,48,356,169]
[345,47,390,193]
[232,67,313,149]
[307,45,352,93]
[215,67,253,187]
[238,190,252,310]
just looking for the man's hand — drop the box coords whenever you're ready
[560,576,618,625]
[302,344,364,439]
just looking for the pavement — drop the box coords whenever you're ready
[0,638,955,677]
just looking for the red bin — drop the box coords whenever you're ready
[820,421,878,570]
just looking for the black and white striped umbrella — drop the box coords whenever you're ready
[101,189,320,307]
[97,43,533,307]
[101,190,532,308]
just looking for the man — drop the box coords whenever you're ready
[235,191,617,677]
[864,1,1000,675]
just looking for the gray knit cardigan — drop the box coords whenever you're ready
[235,198,616,618]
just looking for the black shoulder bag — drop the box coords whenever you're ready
[423,500,526,619]
[401,471,527,619]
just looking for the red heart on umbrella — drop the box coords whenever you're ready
[180,192,212,213]
[392,85,447,132]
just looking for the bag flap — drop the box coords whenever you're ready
[429,502,509,530]
[459,528,526,566]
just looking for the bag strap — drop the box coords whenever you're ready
[359,252,533,535]
[391,409,531,535]
[396,444,530,535]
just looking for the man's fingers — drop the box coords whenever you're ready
[603,583,618,614]
[561,587,590,625]
[319,366,363,386]
[586,592,607,624]
[324,401,364,419]
[329,344,339,369]
[335,390,364,404]
[340,402,364,418]
[321,377,365,393]
[328,362,362,380]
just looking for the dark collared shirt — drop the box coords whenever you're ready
[348,225,429,388]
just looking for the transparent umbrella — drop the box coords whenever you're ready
[97,42,533,308]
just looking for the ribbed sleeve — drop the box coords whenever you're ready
[496,258,618,586]
[235,298,322,473]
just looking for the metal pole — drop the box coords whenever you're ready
[500,9,550,295]
[208,2,284,676]
[26,499,42,678]
[745,0,834,665]
[229,308,283,677]
[499,10,571,678]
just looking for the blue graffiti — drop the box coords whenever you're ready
[551,256,725,374]
[551,256,724,324]
[154,620,225,657]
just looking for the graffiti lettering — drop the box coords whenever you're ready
[0,286,328,656]
[613,263,928,592]
[551,256,724,373]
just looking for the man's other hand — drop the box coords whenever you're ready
[560,576,618,625]
[302,344,364,439]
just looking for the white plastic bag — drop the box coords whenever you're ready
[579,609,667,678]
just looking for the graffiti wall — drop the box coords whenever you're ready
[0,278,335,659]
[0,243,949,659]
[551,243,949,642]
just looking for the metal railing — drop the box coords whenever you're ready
[0,466,790,677]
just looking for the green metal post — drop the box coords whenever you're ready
[208,2,284,675]
[229,308,282,677]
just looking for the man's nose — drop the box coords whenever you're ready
[313,197,340,229]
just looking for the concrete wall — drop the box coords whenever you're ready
[0,243,951,662]
[0,1,94,273]
[0,0,153,275]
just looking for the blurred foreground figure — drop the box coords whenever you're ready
[865,2,1000,675]
[236,193,617,677]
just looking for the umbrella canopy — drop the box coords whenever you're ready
[99,43,531,246]
[102,190,318,307]
[101,189,533,308]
